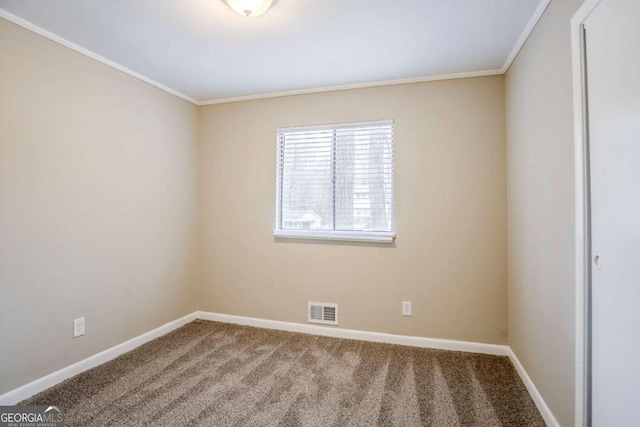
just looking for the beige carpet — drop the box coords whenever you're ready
[22,320,545,426]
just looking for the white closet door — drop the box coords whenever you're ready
[585,0,640,425]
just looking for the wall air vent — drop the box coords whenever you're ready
[308,302,338,325]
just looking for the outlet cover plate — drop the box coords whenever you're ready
[73,317,85,338]
[402,301,412,316]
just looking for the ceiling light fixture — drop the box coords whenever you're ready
[223,0,277,18]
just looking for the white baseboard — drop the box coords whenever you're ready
[0,312,197,405]
[0,309,558,427]
[198,312,558,424]
[507,348,560,427]
[196,311,510,356]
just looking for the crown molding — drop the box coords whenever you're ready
[3,0,551,106]
[501,0,552,72]
[0,9,200,105]
[197,69,504,105]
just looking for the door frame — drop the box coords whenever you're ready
[571,1,604,425]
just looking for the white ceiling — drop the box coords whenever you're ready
[0,0,546,104]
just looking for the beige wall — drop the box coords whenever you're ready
[0,19,199,394]
[4,4,585,415]
[199,76,508,345]
[505,0,584,425]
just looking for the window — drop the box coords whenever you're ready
[274,120,394,243]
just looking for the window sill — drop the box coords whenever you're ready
[273,229,395,243]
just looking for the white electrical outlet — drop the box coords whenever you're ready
[73,317,85,338]
[402,301,412,316]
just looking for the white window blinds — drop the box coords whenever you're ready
[275,120,394,242]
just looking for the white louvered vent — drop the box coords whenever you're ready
[308,302,338,325]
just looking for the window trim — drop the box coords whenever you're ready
[274,120,395,243]
[273,229,395,243]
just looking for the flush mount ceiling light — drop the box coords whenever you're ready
[223,0,277,18]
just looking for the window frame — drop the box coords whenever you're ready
[273,120,395,243]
